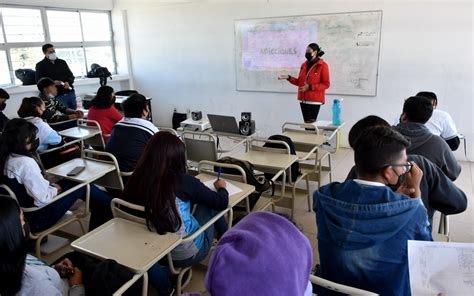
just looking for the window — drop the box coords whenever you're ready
[1,8,44,42]
[0,6,116,87]
[47,10,82,42]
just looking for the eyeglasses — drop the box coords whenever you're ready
[388,162,412,173]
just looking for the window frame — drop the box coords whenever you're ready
[0,4,116,87]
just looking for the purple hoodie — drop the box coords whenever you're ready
[205,212,313,296]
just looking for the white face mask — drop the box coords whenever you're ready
[48,53,57,61]
[47,93,55,99]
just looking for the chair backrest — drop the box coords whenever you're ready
[82,149,125,190]
[310,275,378,295]
[158,127,180,137]
[77,119,106,149]
[182,132,218,163]
[115,90,138,97]
[248,138,291,155]
[111,198,146,225]
[282,121,320,135]
[198,160,247,183]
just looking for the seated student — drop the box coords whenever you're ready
[105,94,158,172]
[37,77,83,124]
[0,197,85,296]
[0,88,10,130]
[417,91,460,151]
[347,115,467,220]
[394,96,461,180]
[17,96,62,152]
[0,119,113,233]
[313,126,432,295]
[205,211,313,296]
[86,86,123,142]
[122,131,228,294]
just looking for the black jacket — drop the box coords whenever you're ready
[35,58,75,96]
[0,112,8,131]
[346,154,467,219]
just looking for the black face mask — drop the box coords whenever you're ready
[0,102,6,111]
[305,52,313,61]
[387,173,406,192]
[30,138,40,152]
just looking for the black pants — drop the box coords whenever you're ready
[300,103,321,123]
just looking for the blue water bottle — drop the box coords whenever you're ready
[332,99,341,126]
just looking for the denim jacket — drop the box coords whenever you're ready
[313,180,432,295]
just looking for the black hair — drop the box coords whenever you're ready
[90,86,115,109]
[354,126,410,177]
[122,94,147,118]
[37,77,55,93]
[308,43,325,57]
[42,43,54,54]
[18,97,43,118]
[348,115,390,149]
[0,119,38,176]
[403,96,433,124]
[416,91,438,104]
[0,197,28,295]
[0,88,10,100]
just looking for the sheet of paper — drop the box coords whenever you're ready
[408,240,474,295]
[203,179,242,196]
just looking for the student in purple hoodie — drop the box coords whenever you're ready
[204,211,313,296]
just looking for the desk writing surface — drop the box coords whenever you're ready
[232,150,297,171]
[46,158,115,183]
[71,218,181,273]
[58,127,101,139]
[282,130,328,147]
[196,173,255,207]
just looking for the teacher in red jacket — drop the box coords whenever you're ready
[278,43,330,123]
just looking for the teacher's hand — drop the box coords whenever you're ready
[277,75,289,80]
[299,84,310,92]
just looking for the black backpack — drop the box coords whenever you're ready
[216,156,274,210]
[14,69,36,85]
[263,135,300,182]
[87,63,112,86]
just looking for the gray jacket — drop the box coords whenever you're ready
[394,122,461,180]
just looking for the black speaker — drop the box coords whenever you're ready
[191,111,202,121]
[239,120,255,136]
[241,112,251,122]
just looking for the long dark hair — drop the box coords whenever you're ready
[122,131,186,234]
[0,119,38,175]
[17,97,43,118]
[90,86,115,109]
[0,197,28,295]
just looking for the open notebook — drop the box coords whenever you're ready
[203,179,243,196]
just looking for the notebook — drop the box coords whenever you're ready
[203,179,243,196]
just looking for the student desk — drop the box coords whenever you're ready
[232,150,298,212]
[71,218,181,295]
[195,173,255,207]
[282,129,328,161]
[46,158,116,184]
[58,126,102,140]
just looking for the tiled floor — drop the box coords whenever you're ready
[183,148,474,293]
[41,147,473,294]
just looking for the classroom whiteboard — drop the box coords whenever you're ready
[235,11,383,96]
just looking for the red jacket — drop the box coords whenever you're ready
[87,106,123,142]
[289,59,330,104]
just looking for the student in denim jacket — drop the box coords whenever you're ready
[313,126,432,295]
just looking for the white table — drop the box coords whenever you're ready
[46,158,115,183]
[59,126,102,140]
[232,150,298,171]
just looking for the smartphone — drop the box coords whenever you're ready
[67,166,85,176]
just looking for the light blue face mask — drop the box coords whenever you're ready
[48,53,57,61]
[47,93,55,99]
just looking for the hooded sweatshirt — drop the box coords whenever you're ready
[313,180,432,296]
[205,212,313,296]
[394,122,461,180]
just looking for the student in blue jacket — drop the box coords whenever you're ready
[313,126,432,295]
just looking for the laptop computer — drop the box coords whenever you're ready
[207,114,240,134]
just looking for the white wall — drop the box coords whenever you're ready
[114,0,473,160]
